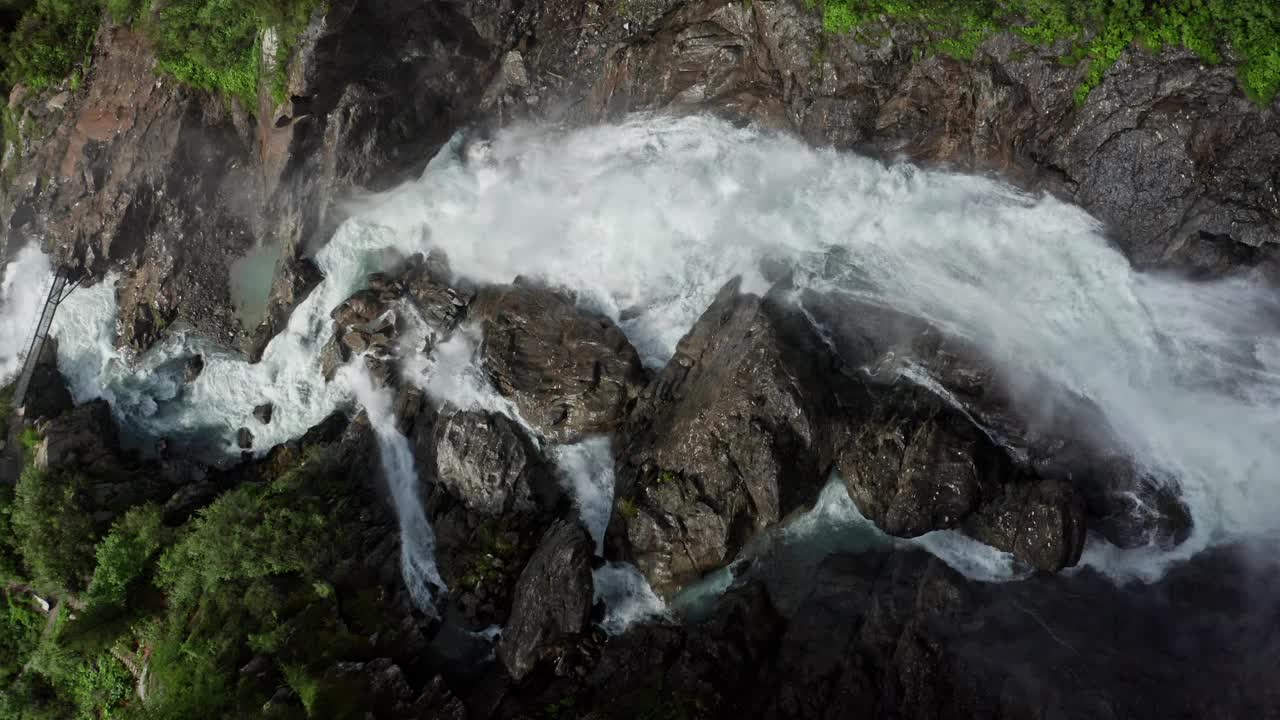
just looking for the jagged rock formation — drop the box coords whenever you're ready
[470,283,647,444]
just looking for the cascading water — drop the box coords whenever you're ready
[0,244,53,386]
[0,114,1273,604]
[342,365,445,612]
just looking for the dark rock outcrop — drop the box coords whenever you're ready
[411,401,565,629]
[607,278,853,597]
[833,380,1087,572]
[471,283,646,443]
[432,408,557,518]
[323,253,474,385]
[802,291,1189,555]
[253,402,274,425]
[40,400,125,477]
[498,519,595,680]
[3,24,258,352]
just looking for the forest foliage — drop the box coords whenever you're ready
[0,441,384,719]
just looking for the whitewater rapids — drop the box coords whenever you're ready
[1,114,1274,590]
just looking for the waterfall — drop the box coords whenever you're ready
[3,113,1271,588]
[343,365,445,612]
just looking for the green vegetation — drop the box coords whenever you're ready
[0,442,395,719]
[11,465,99,594]
[618,497,639,520]
[85,505,167,609]
[0,0,321,108]
[459,519,521,590]
[18,427,40,452]
[815,0,1280,103]
[0,0,98,92]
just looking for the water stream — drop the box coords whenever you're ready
[2,114,1277,613]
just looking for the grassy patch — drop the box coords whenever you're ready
[618,497,639,520]
[816,0,1280,104]
[1,0,321,109]
[18,426,40,452]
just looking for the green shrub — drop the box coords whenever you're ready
[11,466,98,594]
[101,0,140,22]
[0,591,43,685]
[282,664,319,717]
[1,0,321,108]
[0,0,98,90]
[18,426,40,452]
[136,0,320,108]
[25,641,133,719]
[817,0,1280,104]
[0,467,24,584]
[85,504,167,609]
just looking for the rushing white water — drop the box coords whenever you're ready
[0,245,53,386]
[23,113,1280,589]
[592,561,669,634]
[344,115,1280,582]
[343,365,445,612]
[553,437,616,555]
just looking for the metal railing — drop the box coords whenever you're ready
[12,268,79,409]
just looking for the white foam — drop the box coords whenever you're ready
[552,436,615,555]
[351,115,1279,582]
[342,364,444,611]
[592,561,668,635]
[0,244,54,386]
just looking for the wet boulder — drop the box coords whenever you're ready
[834,383,986,538]
[498,519,595,680]
[236,427,254,450]
[420,407,564,628]
[1075,459,1193,550]
[432,408,558,517]
[400,251,473,346]
[470,283,646,443]
[253,403,274,425]
[182,354,205,384]
[607,279,857,597]
[961,478,1087,571]
[323,255,474,384]
[833,367,1087,573]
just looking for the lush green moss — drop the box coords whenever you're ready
[817,0,1280,104]
[1,0,320,109]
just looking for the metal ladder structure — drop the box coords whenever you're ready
[12,268,79,410]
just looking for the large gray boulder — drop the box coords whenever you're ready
[607,278,855,597]
[498,519,595,680]
[416,404,564,629]
[471,283,646,443]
